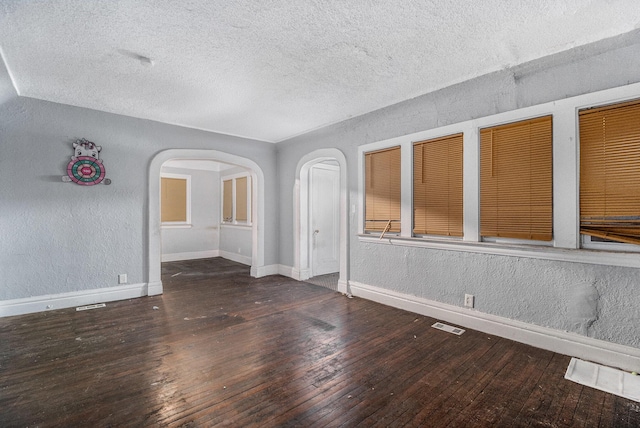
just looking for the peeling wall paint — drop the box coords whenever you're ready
[566,282,599,336]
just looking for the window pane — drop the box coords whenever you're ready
[236,176,248,222]
[161,177,187,222]
[223,179,233,222]
[413,134,463,236]
[580,100,640,245]
[365,147,401,233]
[480,116,553,241]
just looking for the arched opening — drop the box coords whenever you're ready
[148,149,265,295]
[294,149,349,295]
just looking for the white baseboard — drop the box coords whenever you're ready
[277,264,295,278]
[251,264,280,278]
[0,283,149,318]
[349,281,640,373]
[219,250,252,266]
[337,279,349,295]
[278,266,349,295]
[161,250,219,262]
[147,281,163,296]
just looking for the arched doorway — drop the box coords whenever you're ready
[294,149,349,295]
[148,149,265,295]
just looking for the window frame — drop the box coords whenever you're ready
[221,172,252,227]
[356,81,640,269]
[160,173,192,228]
[578,98,640,253]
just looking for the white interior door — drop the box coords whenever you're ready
[309,163,340,276]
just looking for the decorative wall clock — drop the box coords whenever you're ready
[62,138,111,185]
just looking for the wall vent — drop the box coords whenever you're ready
[76,303,106,311]
[432,322,465,335]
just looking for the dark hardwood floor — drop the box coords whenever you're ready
[1,258,639,427]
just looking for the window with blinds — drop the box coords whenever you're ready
[365,146,401,233]
[413,134,463,237]
[579,99,640,246]
[222,179,233,222]
[235,176,249,222]
[222,175,252,224]
[480,116,553,241]
[161,176,189,223]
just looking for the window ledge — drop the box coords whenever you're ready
[357,234,640,269]
[221,223,252,230]
[161,223,192,229]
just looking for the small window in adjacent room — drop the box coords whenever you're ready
[413,133,463,237]
[222,174,252,225]
[579,99,640,250]
[364,146,401,234]
[161,174,191,226]
[480,116,553,242]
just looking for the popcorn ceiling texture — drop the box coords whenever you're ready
[1,0,639,142]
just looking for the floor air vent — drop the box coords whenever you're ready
[565,358,640,402]
[431,322,465,335]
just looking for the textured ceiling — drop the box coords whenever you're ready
[1,1,639,143]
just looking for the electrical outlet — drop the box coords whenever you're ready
[118,274,127,284]
[464,294,474,308]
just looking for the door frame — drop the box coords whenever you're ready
[308,162,340,277]
[294,149,349,295]
[148,149,265,296]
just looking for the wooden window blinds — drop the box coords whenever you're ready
[161,177,187,222]
[413,134,463,236]
[235,176,249,223]
[222,179,233,222]
[480,116,553,241]
[579,100,640,245]
[365,146,401,233]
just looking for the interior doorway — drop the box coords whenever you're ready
[148,149,266,296]
[295,149,349,295]
[309,161,340,277]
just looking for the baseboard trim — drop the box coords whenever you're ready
[278,265,295,278]
[349,281,640,373]
[147,281,163,296]
[219,250,252,266]
[0,283,149,318]
[337,279,349,295]
[161,250,219,262]
[251,264,280,278]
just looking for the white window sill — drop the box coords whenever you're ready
[358,234,640,269]
[161,223,192,229]
[221,223,252,230]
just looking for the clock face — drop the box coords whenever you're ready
[66,156,106,186]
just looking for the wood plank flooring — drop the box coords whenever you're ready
[1,258,639,427]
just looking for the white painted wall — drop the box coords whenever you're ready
[0,95,278,307]
[276,30,640,354]
[160,166,220,261]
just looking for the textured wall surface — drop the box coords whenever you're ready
[160,166,220,256]
[276,30,640,348]
[0,97,277,301]
[0,54,16,105]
